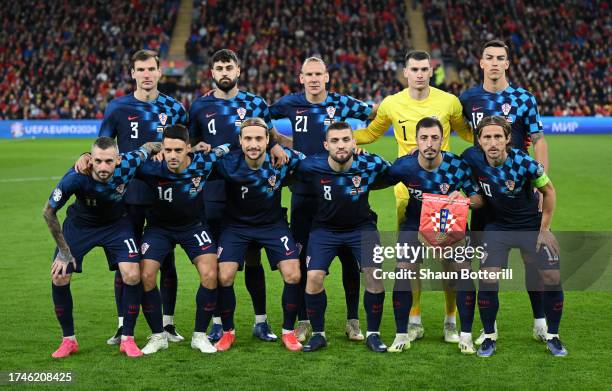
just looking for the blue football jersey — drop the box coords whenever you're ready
[99,92,188,205]
[48,149,149,227]
[295,153,390,231]
[459,84,543,151]
[270,92,372,195]
[136,152,222,228]
[215,147,305,225]
[189,90,274,201]
[386,152,479,229]
[461,146,547,230]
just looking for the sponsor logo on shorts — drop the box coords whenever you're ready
[201,244,213,251]
[285,250,295,256]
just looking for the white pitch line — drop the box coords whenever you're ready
[0,176,61,183]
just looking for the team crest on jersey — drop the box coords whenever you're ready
[324,106,336,125]
[505,180,515,192]
[501,103,512,116]
[439,183,450,194]
[141,242,150,255]
[192,177,202,188]
[268,174,277,188]
[352,175,362,187]
[52,188,62,202]
[115,184,125,194]
[158,113,168,126]
[237,107,247,120]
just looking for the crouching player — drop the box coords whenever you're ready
[136,125,229,354]
[296,121,391,353]
[384,117,484,353]
[462,115,566,357]
[212,118,303,352]
[44,138,160,358]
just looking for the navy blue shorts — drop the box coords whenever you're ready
[306,225,381,272]
[481,225,560,270]
[218,222,298,270]
[53,217,140,273]
[290,193,316,256]
[141,223,217,264]
[204,199,226,242]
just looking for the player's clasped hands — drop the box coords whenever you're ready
[51,250,76,277]
[536,230,560,258]
[192,141,212,153]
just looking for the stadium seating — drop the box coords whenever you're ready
[185,0,410,106]
[0,0,180,120]
[422,0,610,116]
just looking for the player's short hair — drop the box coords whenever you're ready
[325,121,353,139]
[415,117,443,136]
[481,40,510,58]
[211,49,239,67]
[476,116,512,149]
[239,117,269,136]
[301,56,327,73]
[130,49,160,70]
[404,50,431,64]
[92,136,118,151]
[163,124,190,144]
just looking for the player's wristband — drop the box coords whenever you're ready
[137,146,150,160]
[211,144,231,158]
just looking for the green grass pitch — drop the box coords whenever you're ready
[1,135,611,390]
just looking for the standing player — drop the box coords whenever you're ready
[462,116,566,357]
[384,117,484,353]
[270,56,377,342]
[295,122,390,353]
[189,49,288,343]
[212,118,303,352]
[79,49,189,344]
[136,125,229,355]
[44,138,160,358]
[354,50,474,343]
[460,40,550,343]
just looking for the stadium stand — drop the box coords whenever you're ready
[422,0,610,116]
[0,0,180,120]
[184,0,410,106]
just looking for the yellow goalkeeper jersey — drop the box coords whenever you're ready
[354,86,473,199]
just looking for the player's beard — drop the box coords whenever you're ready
[93,169,111,182]
[215,76,238,92]
[245,148,265,161]
[330,149,353,165]
[421,148,438,161]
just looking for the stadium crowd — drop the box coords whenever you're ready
[0,0,179,120]
[423,0,611,116]
[0,0,608,119]
[185,0,410,105]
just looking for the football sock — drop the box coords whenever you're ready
[409,278,422,319]
[121,282,141,336]
[160,253,178,316]
[52,283,74,337]
[212,316,222,325]
[297,258,308,321]
[195,285,217,333]
[340,252,360,320]
[141,287,164,334]
[524,261,545,319]
[305,290,327,333]
[543,285,564,334]
[444,289,457,318]
[282,282,300,330]
[218,285,236,331]
[478,282,499,335]
[163,315,174,327]
[456,290,476,333]
[244,263,267,315]
[255,314,267,323]
[392,274,412,333]
[113,270,123,318]
[364,290,385,332]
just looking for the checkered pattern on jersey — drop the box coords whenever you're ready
[112,149,147,186]
[328,92,372,121]
[154,93,189,122]
[346,153,391,199]
[484,149,543,195]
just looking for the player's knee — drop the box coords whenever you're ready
[122,269,141,285]
[540,270,560,285]
[306,272,324,293]
[52,274,71,286]
[218,268,236,287]
[283,268,301,284]
[199,268,217,288]
[140,270,157,291]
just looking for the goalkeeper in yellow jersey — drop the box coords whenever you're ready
[354,50,473,345]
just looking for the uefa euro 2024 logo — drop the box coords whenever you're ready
[11,122,24,138]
